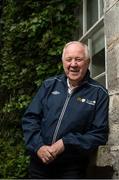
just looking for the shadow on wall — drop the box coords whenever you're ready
[86,165,114,179]
[86,149,114,179]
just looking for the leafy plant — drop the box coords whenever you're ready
[0,137,30,178]
[0,0,80,178]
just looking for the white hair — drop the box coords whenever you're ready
[62,41,90,61]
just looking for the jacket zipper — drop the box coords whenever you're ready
[52,92,72,144]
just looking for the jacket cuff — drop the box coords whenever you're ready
[34,142,45,153]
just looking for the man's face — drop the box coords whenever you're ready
[62,43,89,85]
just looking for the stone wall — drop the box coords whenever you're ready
[102,0,119,178]
[88,1,119,178]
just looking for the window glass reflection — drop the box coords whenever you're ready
[87,0,98,29]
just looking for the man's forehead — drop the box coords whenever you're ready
[63,47,86,61]
[65,42,84,49]
[64,44,85,55]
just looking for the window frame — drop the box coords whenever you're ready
[79,0,107,88]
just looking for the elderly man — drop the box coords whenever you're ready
[22,41,109,179]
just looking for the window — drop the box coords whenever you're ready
[87,0,98,30]
[78,0,106,87]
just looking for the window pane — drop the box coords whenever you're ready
[92,49,105,77]
[87,0,98,30]
[100,0,104,17]
[96,75,105,86]
[92,27,104,56]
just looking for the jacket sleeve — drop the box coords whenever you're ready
[62,89,109,151]
[22,84,46,153]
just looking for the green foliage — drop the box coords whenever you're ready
[3,95,31,113]
[0,0,80,178]
[0,113,30,178]
[0,136,30,178]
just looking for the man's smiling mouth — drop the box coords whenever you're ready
[70,69,79,73]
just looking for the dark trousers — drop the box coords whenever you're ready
[28,156,87,179]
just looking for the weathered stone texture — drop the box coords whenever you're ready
[96,95,119,168]
[96,145,112,166]
[109,95,119,124]
[104,1,119,45]
[104,0,119,12]
[106,43,119,91]
[109,123,119,145]
[110,147,119,178]
[104,1,119,92]
[104,1,119,178]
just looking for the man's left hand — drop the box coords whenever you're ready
[51,139,65,158]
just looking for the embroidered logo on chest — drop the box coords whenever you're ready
[51,91,60,95]
[77,96,96,105]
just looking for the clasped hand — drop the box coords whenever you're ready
[37,139,64,164]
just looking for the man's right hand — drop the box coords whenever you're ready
[37,145,55,164]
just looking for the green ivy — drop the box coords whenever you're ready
[0,138,30,178]
[0,0,80,178]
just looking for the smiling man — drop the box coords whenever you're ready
[62,42,90,87]
[22,41,109,179]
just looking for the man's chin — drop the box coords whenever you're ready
[68,76,81,83]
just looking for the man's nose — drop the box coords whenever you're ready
[71,59,77,66]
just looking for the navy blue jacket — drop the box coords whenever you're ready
[22,71,109,159]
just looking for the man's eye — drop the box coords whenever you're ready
[66,58,72,62]
[76,58,82,62]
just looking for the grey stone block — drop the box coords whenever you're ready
[105,0,119,12]
[106,43,119,91]
[104,1,119,45]
[96,145,112,166]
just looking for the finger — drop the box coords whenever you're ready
[49,148,57,158]
[47,147,56,158]
[42,157,53,164]
[46,147,54,156]
[45,151,55,160]
[42,158,48,164]
[47,154,55,162]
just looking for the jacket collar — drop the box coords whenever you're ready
[82,69,90,83]
[62,69,90,87]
